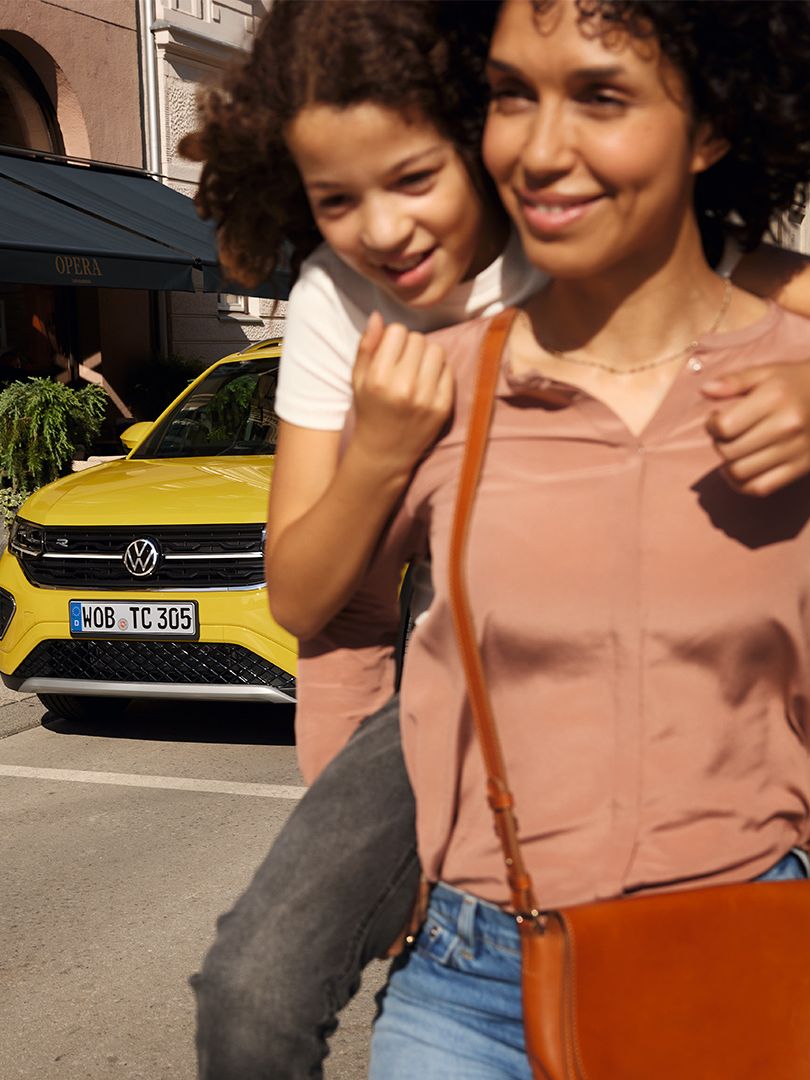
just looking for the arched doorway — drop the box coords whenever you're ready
[0,43,63,153]
[0,44,81,391]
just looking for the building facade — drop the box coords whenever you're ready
[146,0,285,367]
[0,0,283,427]
[0,0,806,426]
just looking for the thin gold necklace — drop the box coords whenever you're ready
[542,278,733,376]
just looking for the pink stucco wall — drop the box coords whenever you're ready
[0,0,142,167]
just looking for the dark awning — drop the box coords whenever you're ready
[0,153,288,298]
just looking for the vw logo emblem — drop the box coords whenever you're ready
[123,538,160,578]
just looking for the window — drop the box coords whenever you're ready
[0,45,61,153]
[217,292,250,316]
[133,359,280,459]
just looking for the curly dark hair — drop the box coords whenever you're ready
[532,0,810,262]
[181,0,499,287]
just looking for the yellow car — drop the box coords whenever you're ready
[0,339,296,723]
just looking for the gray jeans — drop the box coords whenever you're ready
[192,694,418,1079]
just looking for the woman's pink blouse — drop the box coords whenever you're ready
[298,304,810,908]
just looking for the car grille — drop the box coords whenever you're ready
[14,639,295,693]
[20,525,264,589]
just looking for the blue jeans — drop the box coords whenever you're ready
[370,852,809,1079]
[192,694,418,1079]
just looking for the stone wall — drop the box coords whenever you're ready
[151,0,285,364]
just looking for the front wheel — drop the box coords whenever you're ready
[37,693,129,724]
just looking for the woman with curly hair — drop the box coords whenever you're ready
[186,2,810,1076]
[343,1,810,1073]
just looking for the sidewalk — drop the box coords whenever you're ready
[0,681,32,705]
[0,522,35,737]
[0,680,38,739]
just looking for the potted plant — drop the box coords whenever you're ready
[0,378,107,525]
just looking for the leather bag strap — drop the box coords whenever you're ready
[447,308,542,918]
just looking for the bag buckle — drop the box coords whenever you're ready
[515,908,547,933]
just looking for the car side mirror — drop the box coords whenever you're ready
[120,421,153,452]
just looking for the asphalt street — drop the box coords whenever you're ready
[0,687,386,1079]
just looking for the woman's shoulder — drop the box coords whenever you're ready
[743,303,810,363]
[427,310,517,369]
[428,310,514,346]
[771,304,810,350]
[702,299,810,366]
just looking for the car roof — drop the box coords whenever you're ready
[236,337,283,358]
[203,339,283,371]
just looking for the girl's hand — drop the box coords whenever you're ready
[703,362,810,495]
[350,312,454,478]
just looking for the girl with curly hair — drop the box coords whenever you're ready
[187,2,810,1076]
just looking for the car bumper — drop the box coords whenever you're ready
[0,549,297,703]
[3,675,295,704]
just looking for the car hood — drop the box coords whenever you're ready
[20,456,275,526]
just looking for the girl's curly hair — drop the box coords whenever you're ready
[180,1,499,287]
[533,0,810,262]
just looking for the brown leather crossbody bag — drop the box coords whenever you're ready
[447,309,810,1080]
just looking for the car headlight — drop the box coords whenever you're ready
[9,517,45,558]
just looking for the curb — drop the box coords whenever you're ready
[0,700,41,740]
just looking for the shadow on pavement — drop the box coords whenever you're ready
[41,699,296,746]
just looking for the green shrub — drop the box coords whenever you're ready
[0,486,30,525]
[0,378,107,511]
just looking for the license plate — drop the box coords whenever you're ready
[69,599,198,638]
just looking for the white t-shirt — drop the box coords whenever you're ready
[275,228,547,430]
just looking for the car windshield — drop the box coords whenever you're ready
[132,358,280,459]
